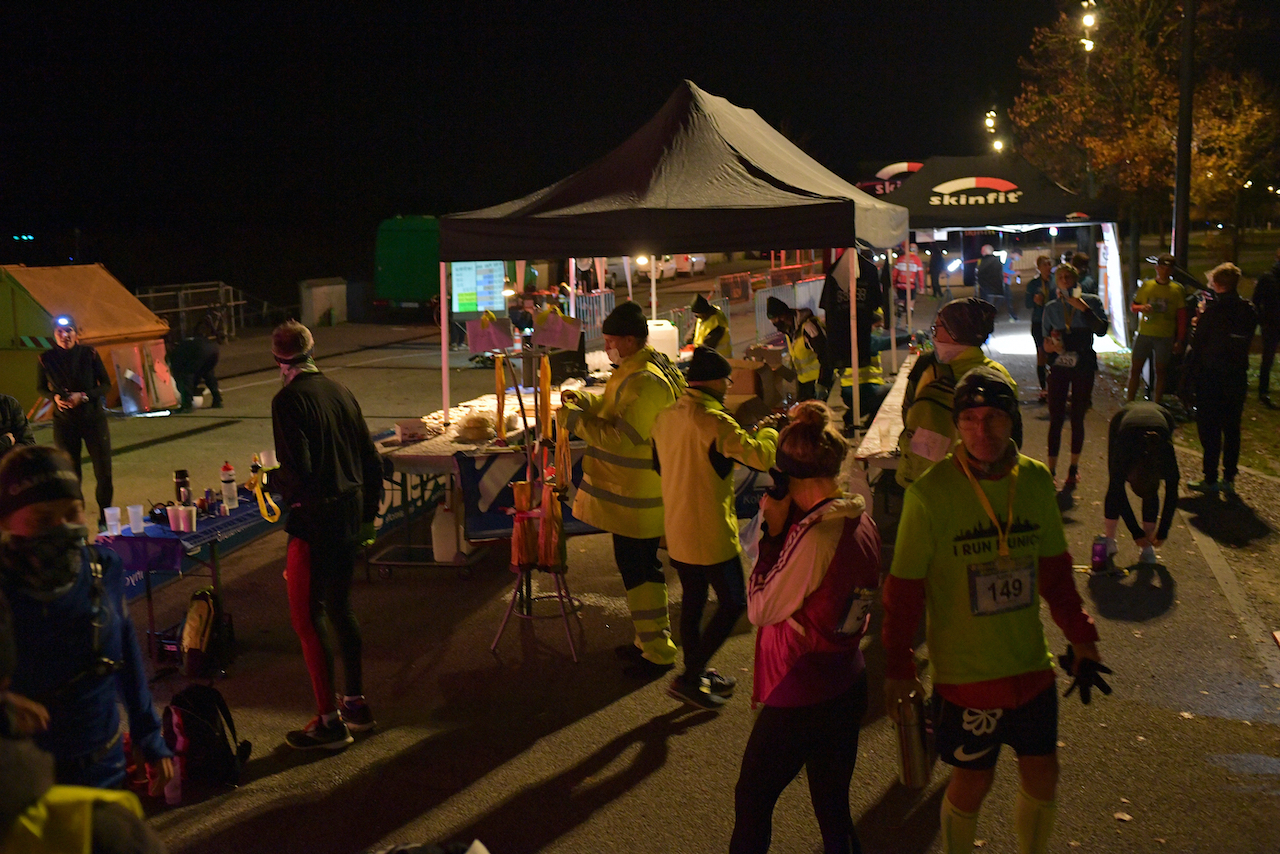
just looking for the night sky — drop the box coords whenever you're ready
[0,2,1270,301]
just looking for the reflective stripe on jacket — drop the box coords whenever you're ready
[568,345,684,538]
[652,388,778,565]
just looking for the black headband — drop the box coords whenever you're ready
[273,348,314,366]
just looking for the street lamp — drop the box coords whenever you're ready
[993,139,1005,152]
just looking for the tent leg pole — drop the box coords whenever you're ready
[440,261,451,426]
[849,248,861,429]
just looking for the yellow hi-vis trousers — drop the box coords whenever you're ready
[626,581,678,665]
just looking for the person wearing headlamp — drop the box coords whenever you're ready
[36,315,114,527]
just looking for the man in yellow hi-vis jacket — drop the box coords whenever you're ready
[652,347,777,709]
[562,301,686,677]
[767,297,832,402]
[688,294,732,358]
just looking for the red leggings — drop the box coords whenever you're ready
[1046,367,1095,457]
[286,537,362,715]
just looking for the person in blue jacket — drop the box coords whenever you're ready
[0,445,174,791]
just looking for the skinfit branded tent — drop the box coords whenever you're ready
[431,79,909,418]
[884,154,1115,231]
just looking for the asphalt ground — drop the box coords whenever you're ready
[24,272,1280,854]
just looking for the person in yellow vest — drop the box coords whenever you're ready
[766,297,833,402]
[652,347,778,710]
[688,294,732,358]
[838,309,893,428]
[561,301,686,678]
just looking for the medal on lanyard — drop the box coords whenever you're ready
[956,447,1018,568]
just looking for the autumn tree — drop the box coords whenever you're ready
[1010,0,1279,248]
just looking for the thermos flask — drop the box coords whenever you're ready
[894,690,934,789]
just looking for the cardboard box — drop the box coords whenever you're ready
[744,345,786,369]
[395,418,429,443]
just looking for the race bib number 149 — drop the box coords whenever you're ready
[967,556,1035,616]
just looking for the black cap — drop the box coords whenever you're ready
[936,298,997,346]
[687,346,731,382]
[691,294,713,317]
[601,301,649,339]
[0,446,82,520]
[952,366,1020,424]
[766,296,792,319]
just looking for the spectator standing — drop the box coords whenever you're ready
[1126,254,1187,405]
[36,316,113,526]
[1252,247,1280,407]
[271,320,384,749]
[651,347,777,710]
[0,446,174,790]
[1102,402,1179,566]
[893,244,925,307]
[0,394,36,461]
[1185,264,1257,495]
[977,245,1014,321]
[928,246,945,297]
[897,298,1019,489]
[730,403,881,854]
[883,367,1107,854]
[766,297,832,403]
[1024,255,1054,402]
[1073,252,1097,295]
[1042,264,1110,488]
[562,301,685,678]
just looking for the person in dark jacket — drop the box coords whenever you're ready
[36,315,114,525]
[271,320,384,750]
[1253,247,1280,407]
[0,446,174,791]
[1185,264,1258,495]
[0,393,36,460]
[977,244,1014,320]
[1024,255,1054,401]
[1102,402,1179,566]
[168,321,223,411]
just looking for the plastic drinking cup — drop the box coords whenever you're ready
[260,449,278,469]
[127,505,145,534]
[103,507,121,536]
[166,506,182,530]
[182,506,198,533]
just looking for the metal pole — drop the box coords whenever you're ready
[568,257,577,317]
[1172,0,1196,266]
[440,261,451,426]
[848,249,861,428]
[650,252,658,319]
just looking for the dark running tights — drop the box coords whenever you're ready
[53,411,112,519]
[1194,379,1247,482]
[286,537,362,715]
[673,557,745,683]
[1046,368,1095,457]
[731,674,868,854]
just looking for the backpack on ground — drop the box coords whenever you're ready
[180,587,234,678]
[162,683,251,792]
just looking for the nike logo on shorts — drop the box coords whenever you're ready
[953,744,996,763]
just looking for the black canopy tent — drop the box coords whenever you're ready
[431,79,909,422]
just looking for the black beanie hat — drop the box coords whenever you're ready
[687,346,732,382]
[936,297,997,346]
[952,366,1020,424]
[601,301,649,339]
[766,296,792,319]
[0,445,83,520]
[691,294,713,317]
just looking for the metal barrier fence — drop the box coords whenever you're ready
[753,277,826,343]
[135,281,249,339]
[573,290,616,347]
[765,262,822,289]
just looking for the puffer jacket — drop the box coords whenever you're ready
[567,345,684,539]
[652,388,777,565]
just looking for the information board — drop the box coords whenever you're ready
[450,260,506,315]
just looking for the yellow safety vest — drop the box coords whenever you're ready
[568,345,684,539]
[786,320,823,385]
[5,786,145,854]
[693,309,732,357]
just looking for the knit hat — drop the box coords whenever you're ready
[952,366,1020,424]
[687,347,731,383]
[601,301,649,339]
[0,445,82,520]
[691,294,713,317]
[936,298,997,346]
[272,320,315,364]
[766,297,792,319]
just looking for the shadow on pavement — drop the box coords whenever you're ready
[1179,494,1274,547]
[445,707,718,851]
[1087,563,1176,622]
[856,780,945,854]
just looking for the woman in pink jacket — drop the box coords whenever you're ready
[730,403,882,854]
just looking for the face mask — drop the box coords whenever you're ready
[0,522,90,594]
[934,341,970,364]
[605,347,622,365]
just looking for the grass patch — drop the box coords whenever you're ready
[1097,351,1280,478]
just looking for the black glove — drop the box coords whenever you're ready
[1059,647,1113,705]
